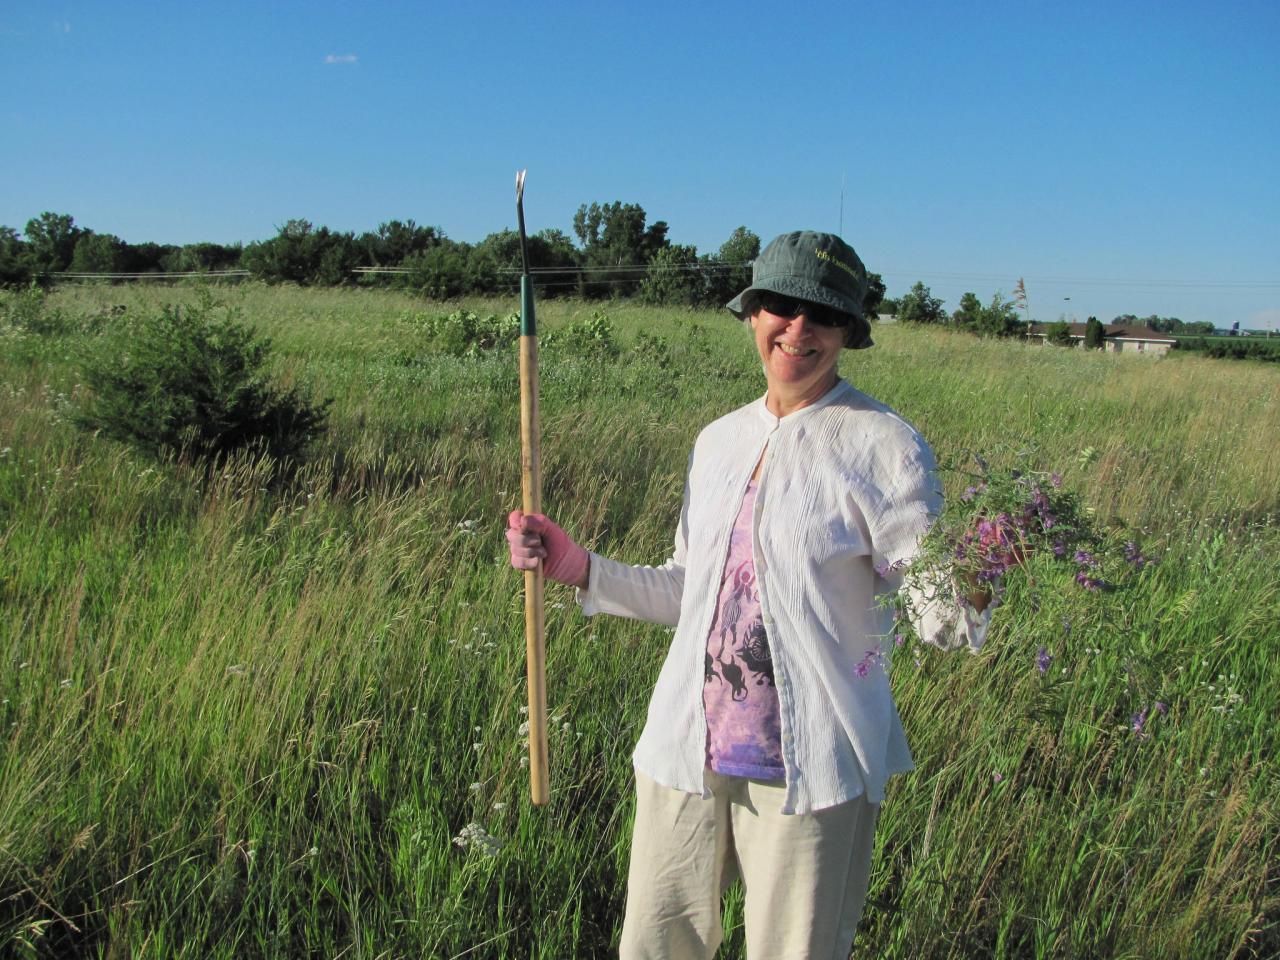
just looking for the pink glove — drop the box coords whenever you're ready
[506,510,590,589]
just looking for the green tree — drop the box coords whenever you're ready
[24,212,83,274]
[862,272,887,320]
[472,227,581,298]
[897,281,946,325]
[69,232,127,273]
[1084,316,1105,349]
[403,241,474,299]
[121,241,178,274]
[639,244,704,306]
[976,292,1023,338]
[952,291,983,331]
[0,226,32,288]
[572,201,669,297]
[702,226,760,307]
[356,220,440,267]
[242,220,365,286]
[1046,320,1073,346]
[162,242,244,273]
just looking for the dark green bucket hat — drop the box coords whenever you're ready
[726,230,873,350]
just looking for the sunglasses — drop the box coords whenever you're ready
[755,291,854,329]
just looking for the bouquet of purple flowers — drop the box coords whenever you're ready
[899,453,1154,632]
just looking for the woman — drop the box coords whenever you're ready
[507,231,992,959]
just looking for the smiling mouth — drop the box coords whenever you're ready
[778,343,816,357]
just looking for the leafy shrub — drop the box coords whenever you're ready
[73,291,329,464]
[1174,336,1280,363]
[1045,321,1073,346]
[399,309,520,359]
[0,283,75,335]
[633,332,674,370]
[546,309,619,360]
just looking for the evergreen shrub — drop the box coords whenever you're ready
[73,291,329,464]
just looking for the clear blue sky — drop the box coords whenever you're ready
[3,1,1277,329]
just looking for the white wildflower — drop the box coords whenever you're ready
[453,822,502,856]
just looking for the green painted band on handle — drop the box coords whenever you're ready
[521,276,536,336]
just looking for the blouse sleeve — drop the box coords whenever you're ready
[866,438,995,653]
[575,458,691,628]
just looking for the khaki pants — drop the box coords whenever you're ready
[619,769,879,960]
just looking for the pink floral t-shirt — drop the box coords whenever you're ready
[702,480,786,780]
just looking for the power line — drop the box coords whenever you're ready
[877,270,1280,290]
[44,264,1280,292]
[52,269,250,279]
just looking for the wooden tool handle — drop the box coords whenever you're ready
[520,330,550,805]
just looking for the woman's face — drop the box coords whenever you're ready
[750,303,845,408]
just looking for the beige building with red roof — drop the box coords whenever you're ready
[1028,323,1178,355]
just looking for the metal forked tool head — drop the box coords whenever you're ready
[515,169,530,276]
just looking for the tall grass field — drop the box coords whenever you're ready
[1,283,1277,958]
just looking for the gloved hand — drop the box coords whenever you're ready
[506,510,590,589]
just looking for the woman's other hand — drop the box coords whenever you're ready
[506,511,590,590]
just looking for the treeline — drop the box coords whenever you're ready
[1113,313,1214,336]
[1174,337,1280,362]
[890,281,1028,338]
[0,208,891,314]
[888,280,1222,343]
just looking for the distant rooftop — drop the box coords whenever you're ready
[1028,323,1177,342]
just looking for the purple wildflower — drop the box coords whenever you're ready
[960,485,979,502]
[1050,472,1063,488]
[1154,700,1168,715]
[992,771,1004,783]
[1074,549,1097,567]
[853,645,882,678]
[1052,540,1066,557]
[1123,540,1151,570]
[1130,707,1149,738]
[894,633,905,647]
[1035,647,1053,674]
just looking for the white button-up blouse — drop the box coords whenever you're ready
[579,379,989,813]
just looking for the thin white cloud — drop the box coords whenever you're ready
[324,53,357,65]
[53,19,71,33]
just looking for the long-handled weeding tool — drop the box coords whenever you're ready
[516,170,550,805]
